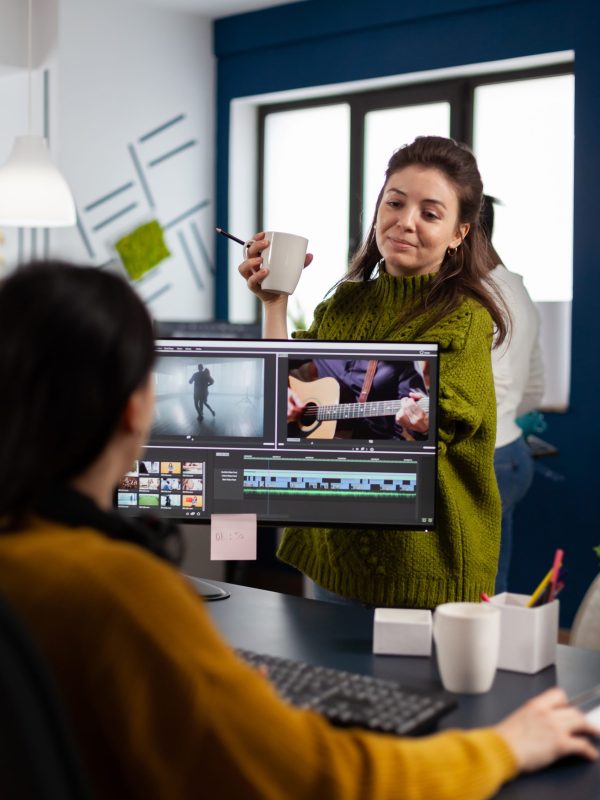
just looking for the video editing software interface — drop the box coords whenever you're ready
[117,339,439,529]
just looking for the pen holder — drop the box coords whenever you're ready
[490,592,559,674]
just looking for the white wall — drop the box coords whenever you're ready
[0,0,216,320]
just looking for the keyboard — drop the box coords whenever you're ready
[238,649,456,736]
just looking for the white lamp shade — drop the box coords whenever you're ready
[0,135,76,227]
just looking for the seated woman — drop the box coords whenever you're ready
[0,261,596,800]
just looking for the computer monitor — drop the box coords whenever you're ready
[117,338,439,529]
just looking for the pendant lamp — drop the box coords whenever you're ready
[0,0,76,227]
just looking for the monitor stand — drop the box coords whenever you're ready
[184,575,230,601]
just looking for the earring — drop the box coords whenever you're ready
[447,245,458,257]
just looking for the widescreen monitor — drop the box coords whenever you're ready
[117,338,439,529]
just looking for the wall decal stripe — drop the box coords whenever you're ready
[148,140,197,168]
[84,182,134,212]
[164,200,209,231]
[178,230,204,290]
[43,69,50,140]
[191,220,214,275]
[128,144,155,209]
[139,114,185,143]
[145,283,173,304]
[96,258,118,270]
[76,214,95,259]
[92,202,139,232]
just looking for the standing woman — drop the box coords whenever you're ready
[239,136,507,608]
[481,195,544,594]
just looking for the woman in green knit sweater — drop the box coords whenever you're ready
[239,136,507,608]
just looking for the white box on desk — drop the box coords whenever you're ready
[373,608,432,656]
[490,592,559,674]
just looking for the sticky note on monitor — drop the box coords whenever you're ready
[210,513,257,561]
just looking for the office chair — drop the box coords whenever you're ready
[0,593,90,799]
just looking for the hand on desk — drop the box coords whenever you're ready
[495,687,600,772]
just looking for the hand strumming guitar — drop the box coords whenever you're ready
[396,392,429,434]
[287,386,307,423]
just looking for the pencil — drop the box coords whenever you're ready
[215,227,245,246]
[526,567,554,608]
[532,583,552,607]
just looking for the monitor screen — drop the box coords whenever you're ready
[117,338,439,529]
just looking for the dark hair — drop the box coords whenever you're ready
[480,193,495,239]
[481,194,503,267]
[0,261,155,531]
[347,136,508,343]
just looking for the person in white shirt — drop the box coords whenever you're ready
[482,196,545,593]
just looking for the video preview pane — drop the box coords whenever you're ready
[286,357,431,441]
[151,356,265,440]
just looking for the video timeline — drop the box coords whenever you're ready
[243,469,417,497]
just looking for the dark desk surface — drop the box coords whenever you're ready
[206,580,600,800]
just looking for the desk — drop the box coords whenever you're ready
[207,580,600,800]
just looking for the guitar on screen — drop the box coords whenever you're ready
[287,375,429,439]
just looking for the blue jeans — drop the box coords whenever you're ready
[494,435,534,594]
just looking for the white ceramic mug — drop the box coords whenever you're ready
[433,602,501,694]
[249,231,308,295]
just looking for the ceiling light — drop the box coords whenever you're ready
[0,0,75,227]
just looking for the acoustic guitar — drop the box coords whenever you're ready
[288,375,429,439]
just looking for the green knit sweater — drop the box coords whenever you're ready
[278,270,501,608]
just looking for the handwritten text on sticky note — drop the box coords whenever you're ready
[210,513,257,561]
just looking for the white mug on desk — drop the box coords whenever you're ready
[433,602,501,694]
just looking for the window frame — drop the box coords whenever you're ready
[257,61,573,262]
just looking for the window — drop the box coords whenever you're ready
[261,104,350,330]
[256,60,574,408]
[473,74,574,304]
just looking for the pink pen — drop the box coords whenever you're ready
[548,548,564,602]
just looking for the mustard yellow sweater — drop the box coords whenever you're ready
[0,519,517,799]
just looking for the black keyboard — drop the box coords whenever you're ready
[238,649,456,736]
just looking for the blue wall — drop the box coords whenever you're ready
[214,0,600,626]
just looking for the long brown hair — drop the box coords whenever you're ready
[347,136,508,344]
